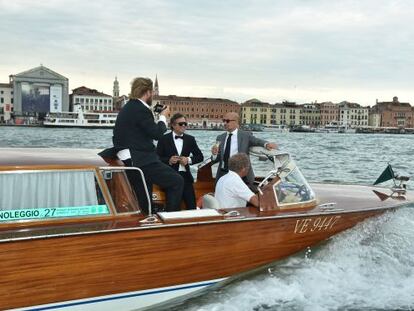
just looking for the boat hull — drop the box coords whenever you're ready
[1,207,386,310]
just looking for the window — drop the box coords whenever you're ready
[0,170,109,223]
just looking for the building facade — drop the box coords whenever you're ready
[339,101,369,127]
[154,95,240,128]
[0,83,13,122]
[71,86,113,112]
[241,99,270,125]
[300,103,321,127]
[241,100,301,126]
[370,97,413,128]
[10,65,69,115]
[319,102,339,125]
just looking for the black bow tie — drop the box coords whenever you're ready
[175,136,183,139]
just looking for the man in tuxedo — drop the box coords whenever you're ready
[156,113,204,209]
[211,112,277,187]
[100,77,184,214]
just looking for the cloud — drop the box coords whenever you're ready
[1,0,414,105]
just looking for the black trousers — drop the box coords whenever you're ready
[123,159,184,214]
[179,172,197,210]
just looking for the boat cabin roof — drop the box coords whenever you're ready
[0,148,113,168]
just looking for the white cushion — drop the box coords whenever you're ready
[202,193,220,210]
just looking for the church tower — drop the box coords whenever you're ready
[154,75,159,96]
[113,76,120,98]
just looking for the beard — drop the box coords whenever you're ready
[147,96,153,106]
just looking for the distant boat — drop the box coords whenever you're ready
[315,121,356,134]
[241,124,264,132]
[263,124,289,132]
[43,104,117,129]
[290,125,315,133]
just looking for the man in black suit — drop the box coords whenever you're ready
[100,77,184,214]
[156,113,204,209]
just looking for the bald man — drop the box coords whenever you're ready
[211,112,277,187]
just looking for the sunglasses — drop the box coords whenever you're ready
[223,119,235,123]
[177,122,188,126]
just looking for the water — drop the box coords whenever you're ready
[2,126,414,310]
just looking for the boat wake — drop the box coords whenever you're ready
[178,206,414,311]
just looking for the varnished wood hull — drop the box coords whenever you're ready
[0,207,386,310]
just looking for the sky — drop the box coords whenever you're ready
[1,0,414,106]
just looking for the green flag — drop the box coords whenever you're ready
[374,164,395,185]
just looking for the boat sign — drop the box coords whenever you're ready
[0,205,109,222]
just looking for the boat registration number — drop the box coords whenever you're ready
[294,215,341,234]
[0,205,110,222]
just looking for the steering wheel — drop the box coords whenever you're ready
[295,184,308,197]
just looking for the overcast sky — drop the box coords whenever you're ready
[1,0,413,106]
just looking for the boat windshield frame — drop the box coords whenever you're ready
[271,154,316,208]
[99,166,152,215]
[254,151,316,209]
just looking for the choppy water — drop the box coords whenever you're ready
[1,126,414,311]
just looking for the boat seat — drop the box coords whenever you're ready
[202,193,220,210]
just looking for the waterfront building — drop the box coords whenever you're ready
[153,77,239,128]
[10,65,69,116]
[241,99,301,127]
[275,101,301,126]
[300,103,321,127]
[154,95,240,128]
[241,99,270,125]
[369,111,381,128]
[338,101,369,127]
[0,82,13,122]
[370,97,413,128]
[70,86,113,112]
[319,102,339,126]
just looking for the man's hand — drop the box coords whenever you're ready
[211,141,220,155]
[160,105,170,116]
[265,142,277,150]
[179,156,189,166]
[169,155,180,165]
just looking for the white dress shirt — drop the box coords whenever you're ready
[215,171,255,208]
[220,128,238,169]
[117,98,167,160]
[173,132,191,171]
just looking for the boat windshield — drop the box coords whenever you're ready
[273,154,315,207]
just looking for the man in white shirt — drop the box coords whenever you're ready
[215,153,259,209]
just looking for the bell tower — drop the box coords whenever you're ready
[154,74,159,96]
[113,76,119,98]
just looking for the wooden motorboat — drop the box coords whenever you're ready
[0,148,412,311]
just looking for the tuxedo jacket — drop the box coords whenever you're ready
[213,129,267,184]
[100,99,167,167]
[156,132,204,183]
